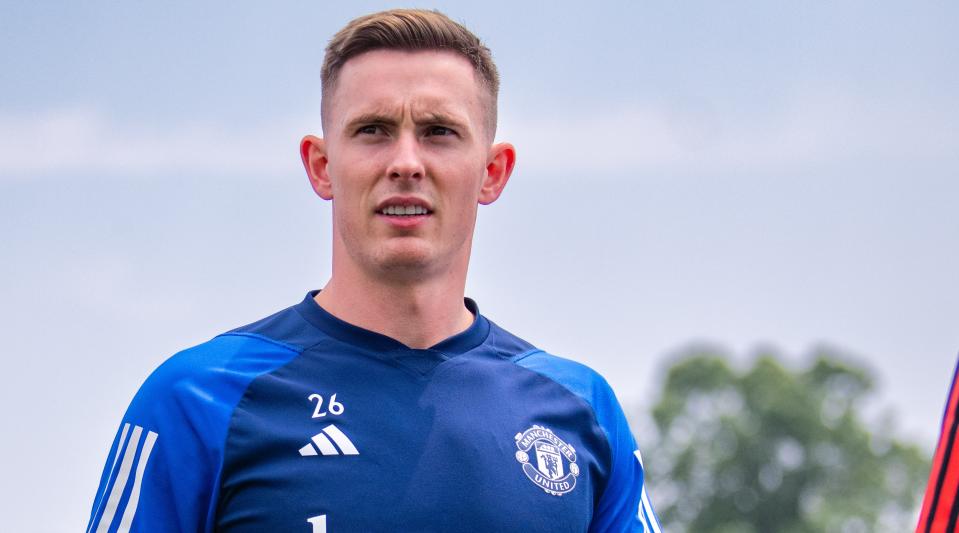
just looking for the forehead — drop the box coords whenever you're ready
[326,49,487,128]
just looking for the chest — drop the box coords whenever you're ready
[214,355,608,532]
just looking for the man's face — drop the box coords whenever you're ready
[304,50,513,281]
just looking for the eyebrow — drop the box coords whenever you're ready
[343,112,399,131]
[414,111,468,129]
[342,110,470,132]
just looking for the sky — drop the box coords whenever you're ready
[2,1,957,530]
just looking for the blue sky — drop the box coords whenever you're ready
[2,1,957,530]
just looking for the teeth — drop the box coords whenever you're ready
[381,205,429,216]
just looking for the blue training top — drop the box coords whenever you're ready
[87,291,661,532]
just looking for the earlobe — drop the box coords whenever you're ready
[479,142,516,205]
[300,135,333,200]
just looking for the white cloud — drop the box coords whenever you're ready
[498,84,958,176]
[0,108,312,179]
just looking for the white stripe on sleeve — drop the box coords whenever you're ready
[95,425,143,533]
[641,486,661,533]
[116,430,158,533]
[88,423,131,533]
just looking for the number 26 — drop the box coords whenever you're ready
[308,393,344,418]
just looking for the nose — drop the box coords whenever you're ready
[386,132,425,180]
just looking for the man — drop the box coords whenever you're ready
[87,9,661,532]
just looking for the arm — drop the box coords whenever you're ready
[86,334,295,532]
[586,376,661,533]
[86,343,230,533]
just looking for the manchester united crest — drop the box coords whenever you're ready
[514,425,580,496]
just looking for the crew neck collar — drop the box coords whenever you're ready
[293,290,490,357]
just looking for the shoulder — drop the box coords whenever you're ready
[129,303,316,418]
[129,333,301,416]
[121,311,311,449]
[511,348,619,415]
[483,320,617,413]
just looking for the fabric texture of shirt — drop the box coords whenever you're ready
[87,291,661,532]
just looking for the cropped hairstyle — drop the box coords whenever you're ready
[321,9,500,138]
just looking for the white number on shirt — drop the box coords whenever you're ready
[307,514,327,532]
[308,393,344,418]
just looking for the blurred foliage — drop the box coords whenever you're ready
[642,345,929,533]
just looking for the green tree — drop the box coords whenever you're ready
[641,346,928,533]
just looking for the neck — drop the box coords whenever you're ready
[314,262,474,350]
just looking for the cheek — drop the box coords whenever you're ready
[328,158,377,205]
[327,174,369,233]
[446,181,482,230]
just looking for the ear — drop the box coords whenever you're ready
[478,142,516,205]
[300,135,333,200]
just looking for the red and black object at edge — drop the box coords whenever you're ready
[918,357,959,533]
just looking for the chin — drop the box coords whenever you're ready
[372,246,438,277]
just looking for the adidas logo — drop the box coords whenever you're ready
[299,423,360,457]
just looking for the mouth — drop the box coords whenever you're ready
[375,197,434,217]
[374,197,434,229]
[377,204,432,216]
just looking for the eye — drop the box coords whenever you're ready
[356,125,382,135]
[426,126,456,137]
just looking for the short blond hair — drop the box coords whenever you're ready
[321,9,499,137]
